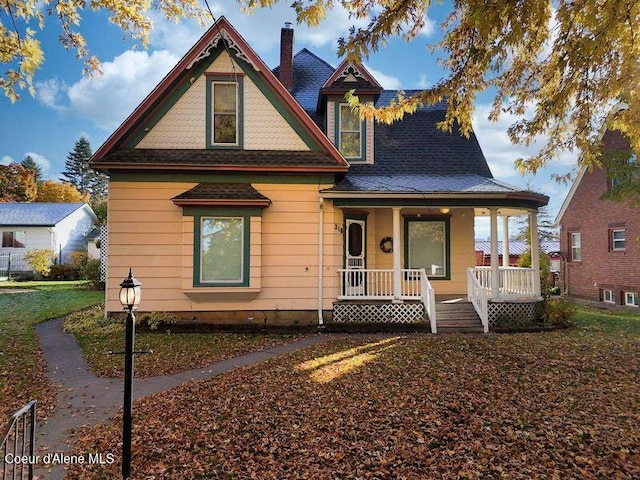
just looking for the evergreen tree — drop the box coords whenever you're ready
[21,155,43,182]
[61,136,93,196]
[89,169,109,200]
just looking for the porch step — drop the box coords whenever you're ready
[436,302,484,333]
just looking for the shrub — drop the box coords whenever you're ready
[47,263,81,281]
[23,249,55,277]
[81,259,103,290]
[542,297,576,328]
[137,311,178,331]
[70,251,88,266]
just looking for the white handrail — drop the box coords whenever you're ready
[420,269,437,333]
[467,268,489,333]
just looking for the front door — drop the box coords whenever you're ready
[345,218,366,295]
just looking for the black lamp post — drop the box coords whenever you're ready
[118,268,142,480]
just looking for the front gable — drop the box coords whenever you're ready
[134,48,310,152]
[91,17,347,174]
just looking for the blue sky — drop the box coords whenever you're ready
[0,1,576,236]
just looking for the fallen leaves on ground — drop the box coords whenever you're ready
[68,330,639,479]
[63,305,306,377]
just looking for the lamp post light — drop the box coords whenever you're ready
[118,268,142,480]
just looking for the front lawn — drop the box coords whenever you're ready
[70,306,640,479]
[0,282,104,421]
[63,305,306,377]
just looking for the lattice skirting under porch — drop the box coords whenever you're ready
[488,300,544,330]
[332,302,426,323]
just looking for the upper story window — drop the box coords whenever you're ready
[2,231,25,248]
[610,228,626,251]
[338,104,362,159]
[570,232,581,261]
[207,75,243,148]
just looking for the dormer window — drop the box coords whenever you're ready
[338,104,362,159]
[206,75,244,148]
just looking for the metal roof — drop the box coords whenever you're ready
[0,203,89,226]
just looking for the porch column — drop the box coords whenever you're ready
[529,209,542,297]
[392,207,402,302]
[489,207,499,299]
[502,216,510,267]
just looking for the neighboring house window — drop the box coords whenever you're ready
[405,218,450,279]
[570,232,581,261]
[602,289,614,304]
[338,104,362,159]
[1,231,25,248]
[196,216,249,286]
[609,153,638,189]
[610,228,626,251]
[624,291,639,307]
[207,76,243,148]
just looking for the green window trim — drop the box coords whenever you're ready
[206,75,244,149]
[334,102,366,161]
[403,216,451,281]
[193,214,251,287]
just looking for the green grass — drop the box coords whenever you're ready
[63,305,306,377]
[0,281,104,420]
[574,303,640,334]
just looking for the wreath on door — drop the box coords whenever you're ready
[379,237,393,253]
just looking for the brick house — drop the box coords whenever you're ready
[555,128,639,307]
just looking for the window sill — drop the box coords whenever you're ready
[183,287,260,301]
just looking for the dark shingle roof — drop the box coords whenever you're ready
[327,175,517,193]
[349,102,493,178]
[273,48,334,115]
[172,183,271,206]
[0,203,87,226]
[278,50,495,184]
[97,149,342,170]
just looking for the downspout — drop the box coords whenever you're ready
[317,197,324,326]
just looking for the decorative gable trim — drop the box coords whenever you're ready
[321,59,383,92]
[186,29,260,71]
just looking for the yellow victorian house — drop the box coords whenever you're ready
[91,17,549,333]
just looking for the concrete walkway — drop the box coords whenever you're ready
[33,318,331,479]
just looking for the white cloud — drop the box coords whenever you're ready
[24,152,51,175]
[45,49,179,131]
[416,74,431,89]
[418,16,437,38]
[1,155,14,166]
[36,78,68,113]
[364,65,401,89]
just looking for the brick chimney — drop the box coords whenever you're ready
[279,22,294,91]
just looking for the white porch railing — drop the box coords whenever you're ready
[337,268,437,328]
[419,269,437,334]
[467,268,489,333]
[470,266,537,298]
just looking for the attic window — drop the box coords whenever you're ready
[207,75,244,148]
[338,104,362,159]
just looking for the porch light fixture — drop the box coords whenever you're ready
[439,208,450,214]
[118,268,142,480]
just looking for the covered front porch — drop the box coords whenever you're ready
[324,202,545,333]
